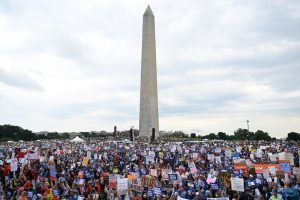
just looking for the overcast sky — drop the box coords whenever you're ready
[0,0,299,137]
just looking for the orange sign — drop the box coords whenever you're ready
[250,164,279,173]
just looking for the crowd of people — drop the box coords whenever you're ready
[0,137,299,200]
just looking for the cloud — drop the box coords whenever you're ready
[0,67,43,91]
[0,0,299,137]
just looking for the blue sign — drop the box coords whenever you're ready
[280,162,291,173]
[168,174,178,181]
[211,183,219,190]
[233,170,240,177]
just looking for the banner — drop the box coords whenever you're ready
[231,177,244,192]
[233,163,247,171]
[250,164,280,173]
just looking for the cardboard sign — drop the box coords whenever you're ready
[231,177,244,192]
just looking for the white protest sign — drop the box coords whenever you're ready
[269,166,276,176]
[150,169,157,177]
[293,167,300,175]
[225,149,232,157]
[146,151,155,163]
[117,178,128,195]
[208,198,229,200]
[207,154,214,162]
[87,151,91,159]
[10,158,18,172]
[285,153,294,166]
[231,177,244,192]
[278,152,285,160]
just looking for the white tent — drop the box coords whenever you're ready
[123,139,132,143]
[70,136,85,143]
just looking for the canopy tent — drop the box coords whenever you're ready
[123,139,132,143]
[70,136,85,143]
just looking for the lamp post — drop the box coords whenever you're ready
[246,120,250,132]
[131,126,135,146]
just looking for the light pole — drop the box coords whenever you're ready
[131,126,135,146]
[246,120,250,132]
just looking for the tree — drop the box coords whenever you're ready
[252,130,271,141]
[190,133,196,138]
[234,128,254,140]
[217,132,227,140]
[286,132,300,141]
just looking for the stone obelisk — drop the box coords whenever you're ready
[139,5,159,140]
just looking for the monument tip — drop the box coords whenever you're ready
[144,5,154,15]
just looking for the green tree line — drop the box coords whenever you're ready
[190,128,300,141]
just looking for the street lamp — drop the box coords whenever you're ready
[246,120,250,132]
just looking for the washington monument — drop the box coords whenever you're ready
[139,5,159,139]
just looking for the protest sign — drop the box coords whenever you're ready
[141,176,155,188]
[49,165,57,180]
[153,187,161,195]
[293,167,300,175]
[28,153,39,160]
[225,149,232,157]
[10,158,18,172]
[117,178,128,195]
[150,169,157,177]
[87,151,91,159]
[162,169,172,180]
[285,153,294,166]
[207,154,215,162]
[109,176,117,189]
[279,161,291,174]
[211,183,219,190]
[208,198,229,200]
[231,177,244,192]
[233,163,247,171]
[188,162,197,174]
[82,157,89,167]
[168,174,178,181]
[146,151,155,163]
[278,152,285,160]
